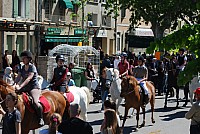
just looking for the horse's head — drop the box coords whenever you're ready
[120,76,137,97]
[104,68,114,87]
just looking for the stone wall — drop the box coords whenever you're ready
[37,56,48,80]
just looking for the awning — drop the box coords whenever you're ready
[45,36,85,43]
[130,28,154,37]
[128,35,154,48]
[60,0,73,9]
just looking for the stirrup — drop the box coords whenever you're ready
[39,118,44,126]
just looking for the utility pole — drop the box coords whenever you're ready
[82,0,85,45]
[114,0,118,53]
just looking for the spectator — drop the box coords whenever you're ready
[84,62,95,90]
[128,59,134,75]
[39,113,62,134]
[102,54,111,68]
[102,100,120,127]
[99,47,104,61]
[11,50,20,73]
[99,69,109,112]
[66,72,75,86]
[0,92,21,134]
[157,60,165,96]
[2,50,10,70]
[185,87,200,134]
[68,62,75,74]
[3,67,14,86]
[100,109,121,134]
[58,104,93,134]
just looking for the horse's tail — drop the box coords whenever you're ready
[81,86,91,106]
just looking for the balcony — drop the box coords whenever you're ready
[44,14,66,23]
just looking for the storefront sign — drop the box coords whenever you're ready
[97,30,107,37]
[47,28,62,35]
[74,29,86,35]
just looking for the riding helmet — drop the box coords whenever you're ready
[20,51,33,60]
[121,52,127,57]
[56,54,65,62]
[138,56,145,62]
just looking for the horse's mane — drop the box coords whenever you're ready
[127,76,138,88]
[0,79,13,88]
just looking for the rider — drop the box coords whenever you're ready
[118,52,129,78]
[14,51,44,126]
[50,54,68,93]
[133,56,149,106]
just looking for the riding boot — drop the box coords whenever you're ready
[33,103,44,126]
[37,105,44,126]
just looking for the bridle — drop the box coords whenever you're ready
[105,68,120,86]
[121,78,137,96]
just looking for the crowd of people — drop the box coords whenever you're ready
[0,47,199,134]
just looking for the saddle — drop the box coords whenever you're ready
[63,91,74,103]
[22,93,51,113]
[138,85,149,105]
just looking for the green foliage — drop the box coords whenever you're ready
[105,0,120,19]
[147,24,200,85]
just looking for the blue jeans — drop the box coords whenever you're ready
[101,90,109,110]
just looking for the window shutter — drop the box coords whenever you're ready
[25,0,30,18]
[13,0,18,17]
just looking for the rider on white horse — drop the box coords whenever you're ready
[133,56,149,106]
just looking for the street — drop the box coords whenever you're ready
[0,89,191,134]
[88,89,191,134]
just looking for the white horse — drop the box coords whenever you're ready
[37,75,49,90]
[105,68,123,113]
[189,75,200,105]
[65,86,91,121]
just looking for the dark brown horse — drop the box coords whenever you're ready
[120,76,155,131]
[0,80,70,134]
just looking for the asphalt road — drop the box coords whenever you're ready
[0,89,192,134]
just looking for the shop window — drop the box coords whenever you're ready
[7,35,13,54]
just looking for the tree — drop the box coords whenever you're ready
[119,0,198,39]
[147,24,200,86]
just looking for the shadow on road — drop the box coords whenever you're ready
[159,111,188,121]
[89,119,104,126]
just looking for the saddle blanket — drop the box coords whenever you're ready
[22,93,51,113]
[63,92,74,103]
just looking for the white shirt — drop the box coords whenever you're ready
[114,59,120,69]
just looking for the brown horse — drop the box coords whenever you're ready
[120,76,155,131]
[0,80,70,134]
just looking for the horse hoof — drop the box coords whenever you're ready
[164,105,167,109]
[152,119,155,124]
[140,123,145,128]
[135,128,139,132]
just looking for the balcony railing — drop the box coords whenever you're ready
[44,14,66,23]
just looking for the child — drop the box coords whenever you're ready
[0,92,21,134]
[3,67,14,85]
[39,113,62,134]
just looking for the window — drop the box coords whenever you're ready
[121,7,126,18]
[102,15,111,27]
[7,35,13,54]
[102,15,107,26]
[117,33,120,51]
[45,0,53,15]
[18,0,25,17]
[102,0,106,3]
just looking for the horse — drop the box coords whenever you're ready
[120,76,155,131]
[0,80,70,134]
[37,75,49,90]
[66,86,91,121]
[189,75,200,105]
[104,68,123,113]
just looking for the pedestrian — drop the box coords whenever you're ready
[50,54,68,93]
[0,92,21,134]
[84,62,95,90]
[66,72,75,86]
[185,87,200,134]
[118,52,129,78]
[113,55,120,69]
[100,109,121,134]
[58,103,93,134]
[99,69,109,112]
[102,54,111,68]
[3,67,14,86]
[128,59,134,75]
[2,50,10,70]
[39,113,62,134]
[157,60,165,96]
[11,50,20,74]
[14,51,44,125]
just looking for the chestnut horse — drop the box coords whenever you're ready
[0,80,70,134]
[120,76,155,131]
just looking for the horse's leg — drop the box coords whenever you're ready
[135,108,140,131]
[121,106,129,129]
[117,97,123,115]
[150,96,155,124]
[183,82,189,107]
[140,107,145,127]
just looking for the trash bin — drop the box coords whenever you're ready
[71,68,83,87]
[73,67,87,87]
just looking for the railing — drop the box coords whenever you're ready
[44,14,66,23]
